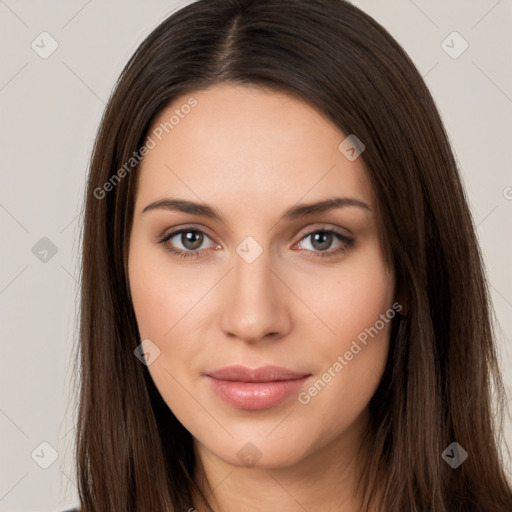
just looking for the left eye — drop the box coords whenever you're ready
[297,229,351,253]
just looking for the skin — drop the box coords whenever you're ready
[128,83,395,512]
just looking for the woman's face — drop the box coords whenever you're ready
[128,83,395,469]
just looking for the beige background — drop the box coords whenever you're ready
[0,1,511,510]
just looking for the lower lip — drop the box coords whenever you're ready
[206,375,311,410]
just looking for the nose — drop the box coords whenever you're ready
[219,247,292,345]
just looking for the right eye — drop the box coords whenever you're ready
[158,228,217,259]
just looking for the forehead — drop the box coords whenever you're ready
[134,83,373,215]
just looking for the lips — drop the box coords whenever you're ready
[205,365,312,410]
[207,365,310,382]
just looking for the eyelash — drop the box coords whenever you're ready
[157,226,355,260]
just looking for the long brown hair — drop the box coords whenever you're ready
[74,0,512,510]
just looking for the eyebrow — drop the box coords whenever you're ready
[142,196,371,223]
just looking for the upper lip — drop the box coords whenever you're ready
[206,365,311,383]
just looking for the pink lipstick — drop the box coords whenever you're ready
[205,365,312,410]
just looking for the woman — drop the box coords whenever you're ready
[69,0,512,510]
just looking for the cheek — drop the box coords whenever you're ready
[128,237,217,412]
[128,243,209,426]
[292,243,395,349]
[291,246,394,414]
[128,237,204,341]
